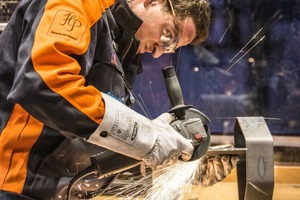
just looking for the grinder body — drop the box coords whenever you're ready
[162,66,211,161]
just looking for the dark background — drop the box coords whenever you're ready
[133,0,300,136]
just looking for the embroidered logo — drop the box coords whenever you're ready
[48,9,87,44]
[60,12,82,31]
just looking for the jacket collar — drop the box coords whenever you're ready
[111,0,143,36]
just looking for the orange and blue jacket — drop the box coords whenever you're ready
[0,0,142,198]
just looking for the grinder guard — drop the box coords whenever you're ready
[171,108,211,161]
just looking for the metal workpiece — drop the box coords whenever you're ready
[234,117,274,200]
[205,147,247,156]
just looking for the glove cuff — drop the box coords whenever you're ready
[87,93,156,160]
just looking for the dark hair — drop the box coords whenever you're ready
[165,0,211,44]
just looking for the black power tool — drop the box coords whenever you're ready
[66,66,211,199]
[162,66,210,161]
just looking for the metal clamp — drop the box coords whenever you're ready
[234,117,274,200]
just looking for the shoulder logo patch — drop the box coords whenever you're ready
[48,9,87,44]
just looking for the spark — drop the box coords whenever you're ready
[144,160,200,200]
[98,160,201,200]
[219,24,231,43]
[226,35,265,72]
[229,27,264,63]
[97,170,153,199]
[134,93,152,118]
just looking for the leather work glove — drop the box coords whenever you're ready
[193,147,238,187]
[142,113,194,170]
[88,93,194,171]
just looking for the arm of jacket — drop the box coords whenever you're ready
[7,0,115,137]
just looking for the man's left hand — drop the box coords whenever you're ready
[193,154,238,187]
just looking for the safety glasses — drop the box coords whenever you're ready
[160,0,179,52]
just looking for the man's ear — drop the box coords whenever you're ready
[144,0,160,7]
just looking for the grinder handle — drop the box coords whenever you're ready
[162,66,192,120]
[162,66,184,108]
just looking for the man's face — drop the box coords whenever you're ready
[133,1,196,58]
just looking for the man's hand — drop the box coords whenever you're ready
[143,113,194,170]
[194,153,238,187]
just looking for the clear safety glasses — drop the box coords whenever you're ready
[161,0,179,52]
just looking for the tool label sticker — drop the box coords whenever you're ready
[48,9,87,44]
[110,111,138,145]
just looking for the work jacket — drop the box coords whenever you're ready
[0,0,142,199]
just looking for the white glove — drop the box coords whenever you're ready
[87,93,194,170]
[142,113,194,170]
[193,153,238,187]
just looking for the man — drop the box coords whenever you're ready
[0,0,235,199]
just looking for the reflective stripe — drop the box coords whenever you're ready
[0,104,43,193]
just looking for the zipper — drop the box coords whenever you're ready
[120,37,135,105]
[122,73,135,105]
[121,37,133,64]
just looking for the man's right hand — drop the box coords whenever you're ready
[142,113,194,170]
